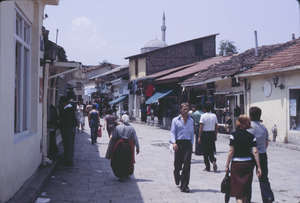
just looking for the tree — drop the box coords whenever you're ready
[218,40,238,56]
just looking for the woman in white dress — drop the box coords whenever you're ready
[76,100,85,132]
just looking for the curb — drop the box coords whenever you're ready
[7,160,58,203]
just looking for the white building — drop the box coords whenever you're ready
[0,1,59,202]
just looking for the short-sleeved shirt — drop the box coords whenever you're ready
[192,110,203,126]
[248,121,268,154]
[199,112,218,131]
[230,129,257,161]
[170,115,194,145]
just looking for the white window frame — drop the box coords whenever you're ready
[14,7,31,138]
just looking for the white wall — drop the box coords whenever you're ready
[0,1,49,202]
[247,71,300,144]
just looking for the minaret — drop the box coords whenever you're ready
[161,12,166,42]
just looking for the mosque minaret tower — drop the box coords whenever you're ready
[161,12,166,42]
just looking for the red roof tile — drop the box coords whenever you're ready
[155,56,232,83]
[243,40,300,74]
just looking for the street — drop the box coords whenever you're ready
[36,118,300,203]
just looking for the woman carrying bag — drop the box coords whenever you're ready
[225,115,261,203]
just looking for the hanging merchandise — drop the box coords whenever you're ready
[145,84,154,97]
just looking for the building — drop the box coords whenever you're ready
[0,1,59,202]
[238,39,300,144]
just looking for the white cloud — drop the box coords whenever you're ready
[69,16,106,49]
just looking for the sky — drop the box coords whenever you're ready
[44,0,299,66]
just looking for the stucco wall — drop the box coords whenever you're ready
[129,57,146,80]
[0,2,45,202]
[247,71,300,144]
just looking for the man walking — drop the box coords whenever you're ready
[248,107,275,203]
[198,101,218,172]
[170,103,194,193]
[192,104,204,155]
[58,96,77,167]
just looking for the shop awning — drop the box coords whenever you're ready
[109,95,128,105]
[146,88,174,104]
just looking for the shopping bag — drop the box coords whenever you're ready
[97,128,102,137]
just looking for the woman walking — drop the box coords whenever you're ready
[76,100,85,133]
[88,104,101,144]
[225,115,262,203]
[103,108,116,138]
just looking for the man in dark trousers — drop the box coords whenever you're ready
[248,107,274,203]
[170,103,194,193]
[58,96,77,167]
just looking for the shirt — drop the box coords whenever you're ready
[230,129,257,161]
[170,115,194,145]
[192,110,203,126]
[248,121,268,154]
[112,123,140,149]
[199,112,218,131]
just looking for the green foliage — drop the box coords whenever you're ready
[218,40,238,56]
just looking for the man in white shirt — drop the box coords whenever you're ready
[198,101,218,172]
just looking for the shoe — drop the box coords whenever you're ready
[267,198,273,203]
[213,162,217,172]
[203,168,210,172]
[181,186,190,193]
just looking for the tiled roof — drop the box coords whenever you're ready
[155,56,232,83]
[83,63,119,73]
[90,64,129,79]
[181,39,300,86]
[241,39,300,75]
[136,63,196,81]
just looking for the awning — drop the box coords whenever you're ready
[109,95,128,105]
[146,88,174,104]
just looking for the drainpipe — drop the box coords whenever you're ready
[42,62,52,165]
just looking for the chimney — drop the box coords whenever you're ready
[292,33,296,40]
[254,31,258,56]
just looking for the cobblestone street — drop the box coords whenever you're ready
[36,118,300,203]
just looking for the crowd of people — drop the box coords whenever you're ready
[171,101,274,203]
[49,96,274,203]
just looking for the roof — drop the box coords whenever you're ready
[134,63,197,82]
[239,39,300,76]
[155,56,232,84]
[90,64,129,79]
[125,33,219,59]
[83,63,119,73]
[181,39,300,87]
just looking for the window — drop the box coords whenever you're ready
[14,8,31,134]
[289,88,300,131]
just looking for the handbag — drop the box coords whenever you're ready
[97,128,102,137]
[221,171,231,193]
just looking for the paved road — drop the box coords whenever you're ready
[36,118,300,203]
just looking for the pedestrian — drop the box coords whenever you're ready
[58,96,77,167]
[170,102,194,193]
[76,99,85,133]
[198,101,218,172]
[192,104,204,156]
[88,104,101,144]
[103,108,116,138]
[105,114,140,182]
[225,115,262,203]
[247,107,275,203]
